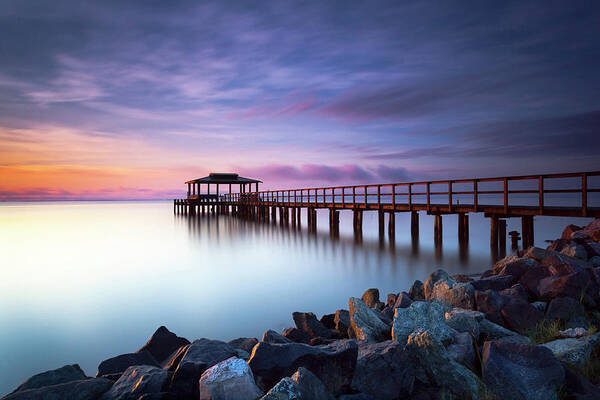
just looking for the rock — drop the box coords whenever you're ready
[260,377,299,399]
[540,333,600,367]
[561,224,582,239]
[423,269,453,300]
[481,269,494,278]
[361,288,380,308]
[542,253,585,275]
[380,306,395,323]
[531,301,547,313]
[350,340,414,400]
[1,378,113,400]
[283,328,311,344]
[161,344,190,371]
[429,279,476,309]
[563,366,600,400]
[261,330,292,344]
[538,270,598,306]
[228,338,259,354]
[558,327,589,338]
[474,289,506,325]
[10,364,87,393]
[444,307,483,338]
[293,312,333,339]
[493,255,538,278]
[526,247,591,269]
[334,310,351,338]
[137,326,190,364]
[247,340,357,396]
[386,293,397,307]
[499,283,529,303]
[348,297,390,342]
[591,256,600,267]
[446,331,476,369]
[290,367,334,400]
[308,337,335,346]
[546,297,589,328]
[319,314,336,330]
[198,357,263,400]
[169,338,237,399]
[233,349,250,361]
[392,301,454,345]
[97,351,159,376]
[560,242,589,260]
[470,275,516,292]
[394,292,412,308]
[500,301,544,333]
[482,341,565,400]
[405,329,480,399]
[409,280,425,301]
[452,274,473,282]
[479,319,529,343]
[337,395,374,400]
[519,265,551,299]
[100,365,169,400]
[583,218,600,242]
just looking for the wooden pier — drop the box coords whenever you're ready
[175,171,600,252]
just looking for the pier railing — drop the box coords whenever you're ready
[222,171,600,218]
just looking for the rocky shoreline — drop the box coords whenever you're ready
[3,219,600,400]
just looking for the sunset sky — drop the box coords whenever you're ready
[1,1,599,200]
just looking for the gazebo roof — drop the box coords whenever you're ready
[185,173,262,184]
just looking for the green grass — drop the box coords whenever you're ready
[526,319,564,344]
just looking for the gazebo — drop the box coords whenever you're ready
[185,173,262,200]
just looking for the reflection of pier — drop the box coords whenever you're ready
[174,171,599,256]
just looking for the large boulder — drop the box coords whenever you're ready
[283,328,311,344]
[563,366,600,400]
[261,330,292,344]
[361,288,380,308]
[500,301,544,333]
[394,292,413,308]
[423,269,453,300]
[392,301,454,344]
[350,340,414,399]
[474,289,505,325]
[247,340,357,396]
[292,312,332,339]
[561,224,583,239]
[538,270,598,306]
[446,331,476,369]
[290,367,334,400]
[470,275,516,292]
[9,364,87,393]
[348,297,390,342]
[1,378,113,400]
[169,339,237,399]
[444,307,484,338]
[540,333,600,367]
[429,279,476,309]
[162,344,190,371]
[493,255,538,277]
[334,310,351,338]
[100,365,169,400]
[519,265,552,299]
[583,218,600,242]
[479,319,530,344]
[137,326,190,363]
[545,297,589,328]
[97,351,159,376]
[405,329,480,399]
[319,314,336,330]
[198,357,263,400]
[482,341,565,400]
[409,280,425,301]
[228,338,259,354]
[499,283,529,303]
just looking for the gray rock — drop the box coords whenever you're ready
[591,256,600,267]
[2,379,112,400]
[261,330,292,344]
[319,314,336,330]
[100,365,169,400]
[337,395,374,400]
[169,338,238,399]
[334,310,351,339]
[546,297,589,329]
[479,319,530,343]
[292,312,332,339]
[97,351,159,376]
[248,340,357,396]
[394,292,413,308]
[470,275,516,292]
[405,329,480,399]
[444,308,483,338]
[482,341,565,400]
[409,280,425,301]
[447,331,476,369]
[348,297,390,342]
[350,340,414,400]
[493,255,538,277]
[430,281,476,309]
[531,301,547,313]
[137,326,190,364]
[161,344,190,371]
[563,366,600,400]
[227,338,259,354]
[392,301,454,344]
[423,269,453,300]
[283,328,311,344]
[560,243,589,260]
[540,333,600,367]
[9,364,87,393]
[290,367,334,400]
[198,357,263,400]
[260,377,300,400]
[361,288,380,308]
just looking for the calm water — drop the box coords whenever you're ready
[0,200,593,395]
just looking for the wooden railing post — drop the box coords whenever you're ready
[364,186,368,206]
[582,172,588,217]
[408,184,411,210]
[426,182,431,212]
[448,181,453,211]
[353,186,356,205]
[392,184,396,209]
[377,185,381,208]
[474,180,478,212]
[539,176,544,214]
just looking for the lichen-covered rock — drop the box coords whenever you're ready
[350,340,414,399]
[392,301,454,344]
[137,326,190,364]
[405,329,480,399]
[482,341,564,400]
[540,333,600,367]
[444,308,483,338]
[290,367,334,400]
[97,351,159,377]
[2,378,113,400]
[348,297,390,342]
[100,365,169,400]
[428,275,475,309]
[260,377,300,400]
[361,288,380,308]
[248,340,357,396]
[198,357,263,400]
[424,269,453,300]
[9,364,87,393]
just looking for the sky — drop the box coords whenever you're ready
[1,0,599,200]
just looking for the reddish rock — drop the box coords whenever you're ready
[561,224,582,239]
[293,312,333,339]
[499,284,529,304]
[519,265,552,299]
[500,302,544,333]
[386,293,397,308]
[470,275,516,292]
[537,270,598,306]
[475,290,505,325]
[541,254,583,276]
[583,219,600,242]
[283,328,312,344]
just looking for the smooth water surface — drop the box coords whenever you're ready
[0,201,593,395]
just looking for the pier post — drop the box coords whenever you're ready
[308,208,317,232]
[410,211,419,241]
[378,210,385,240]
[458,213,469,245]
[521,216,534,249]
[271,206,277,222]
[490,215,499,250]
[290,207,296,227]
[434,214,443,246]
[329,209,339,238]
[353,209,363,239]
[499,219,507,258]
[388,212,395,243]
[296,207,301,229]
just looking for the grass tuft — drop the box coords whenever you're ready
[527,319,564,344]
